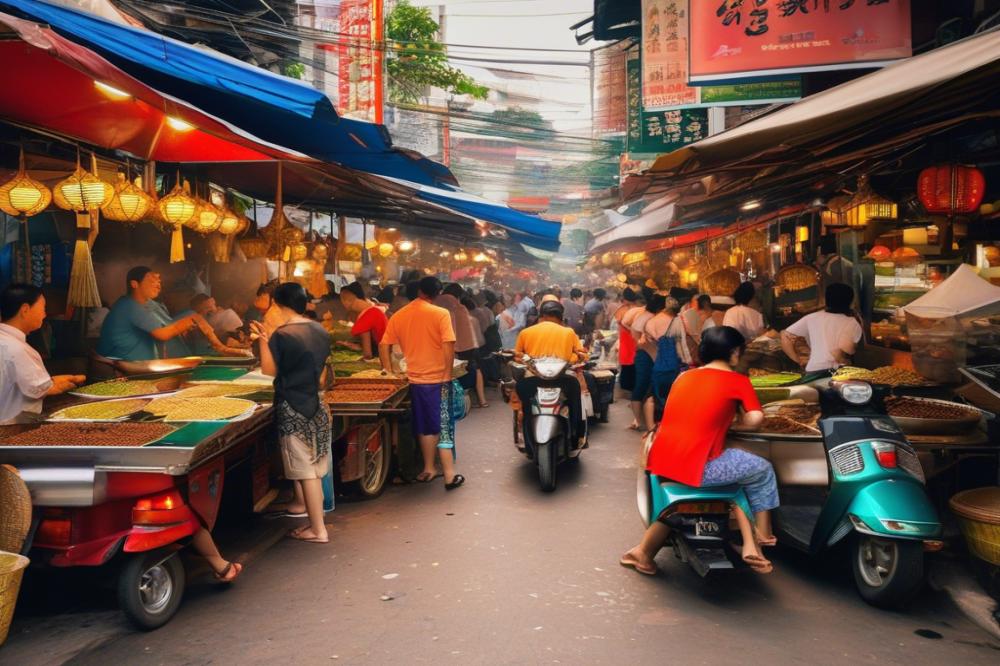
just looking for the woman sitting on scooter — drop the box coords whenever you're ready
[621,326,779,575]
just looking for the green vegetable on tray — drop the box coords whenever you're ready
[750,372,802,388]
[73,379,162,397]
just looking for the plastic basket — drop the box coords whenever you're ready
[949,487,1000,566]
[0,551,29,646]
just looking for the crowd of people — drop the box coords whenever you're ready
[0,262,867,584]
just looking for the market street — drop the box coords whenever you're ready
[5,398,999,665]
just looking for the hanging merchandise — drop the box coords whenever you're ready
[0,148,51,219]
[840,175,898,227]
[918,165,985,215]
[216,201,241,235]
[158,173,198,263]
[101,172,152,223]
[191,196,223,234]
[63,154,110,308]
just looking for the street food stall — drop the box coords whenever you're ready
[0,362,276,629]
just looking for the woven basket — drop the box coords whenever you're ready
[776,264,820,292]
[0,465,31,555]
[0,551,29,646]
[701,268,741,297]
[950,487,1000,566]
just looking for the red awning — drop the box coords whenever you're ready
[0,11,307,163]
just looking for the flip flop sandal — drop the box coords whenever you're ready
[287,529,329,544]
[264,510,307,519]
[619,556,657,576]
[416,472,442,483]
[757,536,778,548]
[742,554,773,574]
[214,562,243,583]
[445,474,466,491]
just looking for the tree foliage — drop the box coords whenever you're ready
[386,1,488,104]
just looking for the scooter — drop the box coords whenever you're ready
[503,353,590,491]
[636,379,942,609]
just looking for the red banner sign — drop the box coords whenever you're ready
[338,0,382,122]
[690,0,912,82]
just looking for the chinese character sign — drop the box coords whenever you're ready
[628,47,709,154]
[641,0,701,110]
[690,0,911,82]
[338,0,379,121]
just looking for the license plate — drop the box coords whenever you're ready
[695,520,720,537]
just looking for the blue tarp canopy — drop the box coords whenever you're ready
[1,0,560,250]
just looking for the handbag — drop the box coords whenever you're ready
[678,313,701,367]
[450,379,467,421]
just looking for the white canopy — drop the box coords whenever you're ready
[902,264,1000,319]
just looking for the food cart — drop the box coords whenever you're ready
[0,364,277,630]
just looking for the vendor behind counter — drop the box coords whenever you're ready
[781,283,863,373]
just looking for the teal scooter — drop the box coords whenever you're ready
[636,379,943,609]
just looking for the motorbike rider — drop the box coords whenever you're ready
[513,300,588,447]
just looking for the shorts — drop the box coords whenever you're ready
[456,349,479,390]
[410,382,447,436]
[619,364,635,392]
[280,433,331,481]
[631,350,653,402]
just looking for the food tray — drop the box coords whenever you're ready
[47,397,152,422]
[886,397,983,435]
[0,422,177,447]
[195,355,258,367]
[69,373,189,400]
[143,396,259,423]
[325,384,409,411]
[334,376,408,388]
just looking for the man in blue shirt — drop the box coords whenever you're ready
[97,266,201,361]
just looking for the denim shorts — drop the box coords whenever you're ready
[631,350,653,402]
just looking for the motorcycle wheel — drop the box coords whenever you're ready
[118,550,185,630]
[537,441,557,492]
[851,534,923,609]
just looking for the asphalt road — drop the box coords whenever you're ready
[5,396,1000,665]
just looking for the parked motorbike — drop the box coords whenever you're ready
[636,378,942,608]
[501,352,590,491]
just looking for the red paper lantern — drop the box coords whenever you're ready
[917,165,985,214]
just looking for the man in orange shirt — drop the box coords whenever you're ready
[514,300,588,447]
[379,276,465,490]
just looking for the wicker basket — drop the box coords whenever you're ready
[0,551,29,646]
[701,268,742,297]
[0,465,31,555]
[949,487,1000,566]
[775,264,820,292]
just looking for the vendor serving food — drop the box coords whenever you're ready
[780,283,863,373]
[0,284,85,423]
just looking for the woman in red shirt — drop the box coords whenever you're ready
[340,282,388,359]
[620,326,778,576]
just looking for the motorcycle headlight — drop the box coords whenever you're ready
[531,358,568,379]
[838,381,873,405]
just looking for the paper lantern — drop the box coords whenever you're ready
[842,176,897,227]
[188,199,222,234]
[101,173,152,223]
[795,225,810,242]
[216,207,241,235]
[0,149,51,218]
[918,165,985,214]
[53,155,113,212]
[234,213,250,235]
[396,239,415,255]
[239,235,269,259]
[291,242,309,261]
[378,242,395,258]
[158,179,198,226]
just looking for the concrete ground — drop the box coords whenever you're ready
[4,397,1000,665]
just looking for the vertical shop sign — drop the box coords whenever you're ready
[690,0,912,82]
[627,48,708,155]
[593,42,628,134]
[338,0,383,122]
[641,0,700,110]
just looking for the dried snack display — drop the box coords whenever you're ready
[772,403,821,427]
[750,372,802,388]
[144,396,256,422]
[72,378,163,398]
[48,398,151,421]
[175,384,265,399]
[761,415,820,435]
[832,366,929,386]
[326,384,399,404]
[0,422,175,447]
[886,397,979,420]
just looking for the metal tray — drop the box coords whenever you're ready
[887,397,983,435]
[113,357,202,376]
[69,373,191,400]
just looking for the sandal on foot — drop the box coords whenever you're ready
[214,561,243,583]
[287,529,329,544]
[619,554,657,576]
[757,535,777,548]
[444,474,465,491]
[416,472,442,483]
[742,554,773,574]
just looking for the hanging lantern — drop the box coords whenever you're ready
[216,207,241,235]
[396,239,416,255]
[842,176,897,227]
[378,241,395,258]
[454,250,469,263]
[918,165,985,214]
[191,198,223,234]
[291,242,309,261]
[0,149,51,218]
[158,177,197,263]
[239,235,269,259]
[234,213,250,235]
[53,154,113,212]
[795,225,810,242]
[101,173,152,223]
[473,252,489,263]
